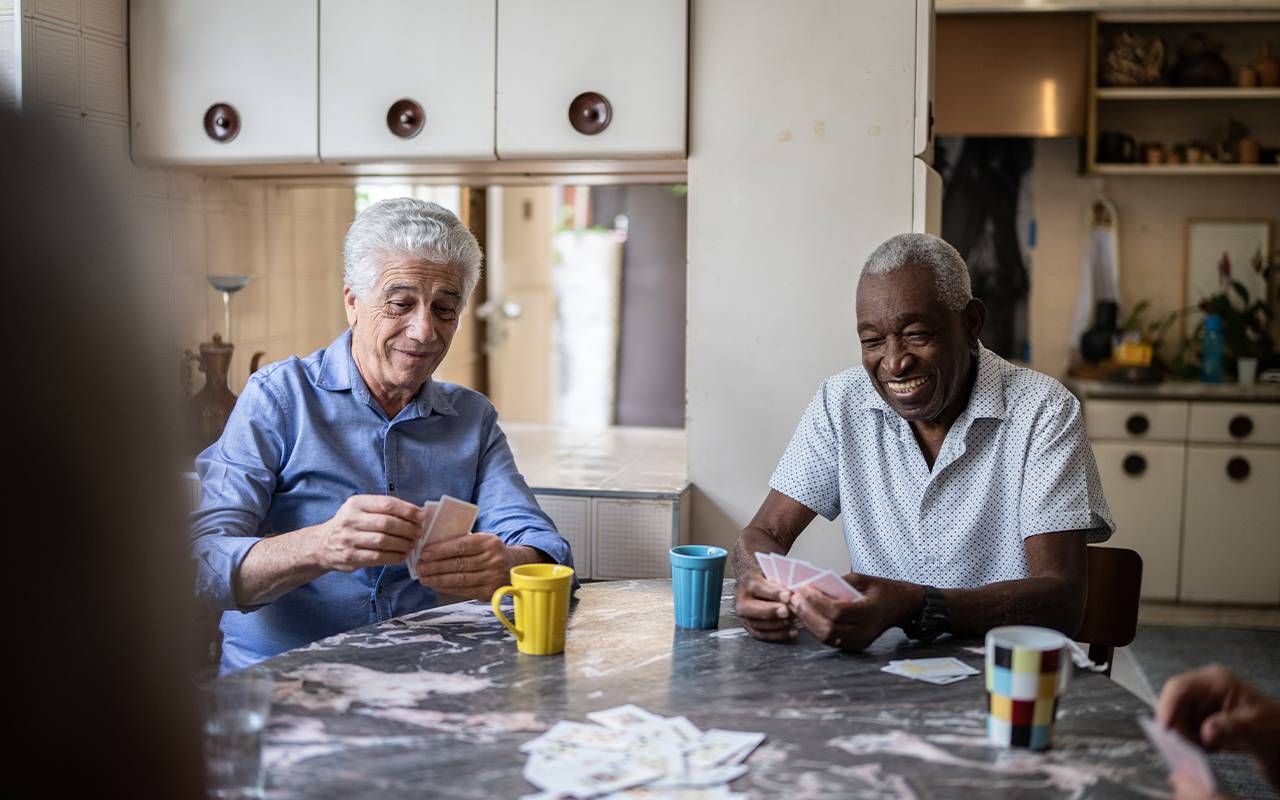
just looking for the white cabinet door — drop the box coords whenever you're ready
[534,494,591,579]
[913,0,934,162]
[130,0,319,165]
[319,0,495,162]
[496,0,686,159]
[1181,446,1280,604]
[593,498,676,580]
[1093,442,1185,600]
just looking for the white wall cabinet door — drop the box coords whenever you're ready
[496,0,687,159]
[913,0,935,162]
[130,0,319,165]
[1180,446,1280,604]
[1093,442,1186,600]
[320,0,495,162]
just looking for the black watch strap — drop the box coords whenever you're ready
[902,585,949,642]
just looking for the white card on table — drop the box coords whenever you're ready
[586,704,666,731]
[520,720,636,755]
[886,657,980,678]
[1139,716,1216,792]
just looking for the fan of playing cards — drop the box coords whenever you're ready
[755,552,862,601]
[520,705,764,799]
[407,495,479,581]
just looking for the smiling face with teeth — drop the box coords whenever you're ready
[855,263,985,431]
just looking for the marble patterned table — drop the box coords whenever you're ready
[259,580,1172,799]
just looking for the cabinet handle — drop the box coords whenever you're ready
[1228,414,1253,439]
[1125,413,1150,436]
[386,99,425,139]
[1122,453,1146,476]
[1226,457,1250,482]
[569,92,612,135]
[203,103,240,143]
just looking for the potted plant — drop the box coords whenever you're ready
[1188,249,1277,378]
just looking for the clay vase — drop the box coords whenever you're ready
[1254,43,1280,87]
[182,335,266,455]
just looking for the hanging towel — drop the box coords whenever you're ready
[1070,201,1121,349]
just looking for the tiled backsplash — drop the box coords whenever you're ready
[5,0,353,393]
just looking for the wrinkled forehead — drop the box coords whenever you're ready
[375,256,464,296]
[855,264,947,320]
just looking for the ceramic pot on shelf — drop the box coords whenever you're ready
[181,334,265,455]
[1254,43,1279,87]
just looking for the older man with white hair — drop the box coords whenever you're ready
[734,233,1113,651]
[191,198,572,671]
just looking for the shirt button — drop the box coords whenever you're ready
[388,482,396,492]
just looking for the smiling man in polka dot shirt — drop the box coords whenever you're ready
[733,233,1114,652]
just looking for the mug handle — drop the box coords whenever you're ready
[491,585,522,641]
[1057,644,1073,694]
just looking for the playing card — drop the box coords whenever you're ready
[521,721,636,755]
[881,666,971,685]
[523,751,662,797]
[685,730,765,770]
[886,657,979,678]
[406,500,439,581]
[792,570,862,601]
[1139,716,1216,792]
[649,763,749,789]
[758,553,781,584]
[424,495,478,547]
[588,704,667,731]
[786,559,821,587]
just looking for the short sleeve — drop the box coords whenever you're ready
[1019,390,1114,542]
[769,383,841,520]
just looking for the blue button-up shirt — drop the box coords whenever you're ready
[190,330,573,671]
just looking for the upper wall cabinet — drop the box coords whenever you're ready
[495,0,687,160]
[131,0,320,165]
[319,1,496,162]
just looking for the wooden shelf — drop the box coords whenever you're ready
[1096,87,1280,101]
[1090,164,1280,176]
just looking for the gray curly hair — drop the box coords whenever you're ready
[862,233,972,312]
[343,198,482,303]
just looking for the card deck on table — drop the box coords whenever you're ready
[881,657,980,685]
[1139,716,1216,792]
[587,704,667,731]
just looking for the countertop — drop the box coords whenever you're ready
[1065,377,1280,404]
[505,424,687,497]
[259,579,1172,799]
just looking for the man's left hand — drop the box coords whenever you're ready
[788,574,918,651]
[417,533,513,601]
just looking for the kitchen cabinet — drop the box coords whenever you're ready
[1080,386,1280,604]
[495,0,687,159]
[319,0,496,162]
[1180,446,1280,604]
[130,0,319,165]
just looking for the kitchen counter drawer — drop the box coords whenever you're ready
[1085,400,1188,442]
[1188,402,1280,446]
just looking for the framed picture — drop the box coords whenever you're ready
[1183,219,1273,327]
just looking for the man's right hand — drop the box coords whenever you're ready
[312,495,424,572]
[735,569,796,643]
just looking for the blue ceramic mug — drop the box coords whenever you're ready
[669,545,728,629]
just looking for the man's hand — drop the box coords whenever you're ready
[735,570,797,643]
[313,495,424,572]
[1157,664,1280,789]
[788,574,919,651]
[417,532,516,601]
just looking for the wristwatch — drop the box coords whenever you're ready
[902,585,950,643]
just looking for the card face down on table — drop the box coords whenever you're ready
[407,496,478,580]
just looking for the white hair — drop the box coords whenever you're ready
[862,233,972,312]
[343,198,482,303]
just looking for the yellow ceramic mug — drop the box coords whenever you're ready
[490,564,574,655]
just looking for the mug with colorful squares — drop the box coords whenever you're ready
[491,564,575,656]
[985,625,1073,750]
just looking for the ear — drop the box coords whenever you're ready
[962,298,986,348]
[343,285,359,328]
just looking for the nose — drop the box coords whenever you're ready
[882,336,915,376]
[404,304,435,343]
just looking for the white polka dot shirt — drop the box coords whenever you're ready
[770,345,1114,588]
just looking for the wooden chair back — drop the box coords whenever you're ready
[1076,546,1143,676]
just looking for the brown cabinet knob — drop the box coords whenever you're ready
[1122,453,1147,476]
[386,98,425,139]
[203,103,240,143]
[1228,414,1253,439]
[569,91,612,135]
[1125,413,1149,436]
[1226,457,1250,482]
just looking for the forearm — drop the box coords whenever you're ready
[732,526,786,579]
[506,544,544,568]
[232,525,328,608]
[941,574,1085,638]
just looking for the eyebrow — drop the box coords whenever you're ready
[857,313,933,333]
[381,284,463,299]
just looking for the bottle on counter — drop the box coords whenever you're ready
[1201,314,1224,384]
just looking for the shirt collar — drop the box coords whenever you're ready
[855,342,1006,423]
[315,329,458,418]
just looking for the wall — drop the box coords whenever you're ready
[687,0,921,571]
[1029,138,1280,378]
[8,0,353,397]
